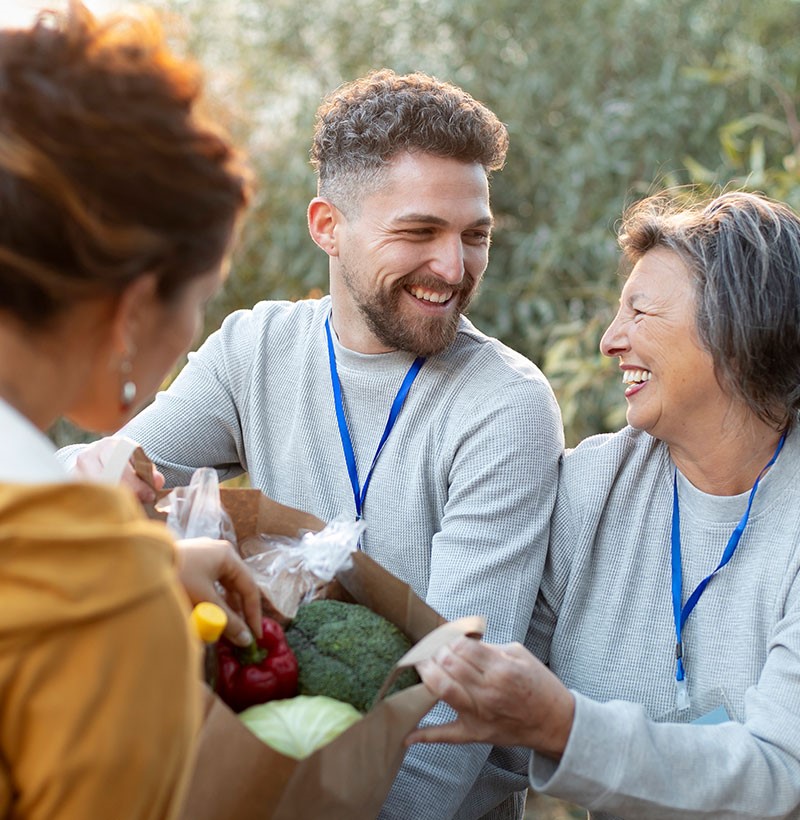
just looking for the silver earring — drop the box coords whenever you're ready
[120,358,137,410]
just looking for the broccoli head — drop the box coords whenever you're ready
[283,599,419,713]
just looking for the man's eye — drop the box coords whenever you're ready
[464,231,490,245]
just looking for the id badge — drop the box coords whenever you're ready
[656,685,737,725]
[692,704,730,725]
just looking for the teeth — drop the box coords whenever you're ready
[408,286,452,304]
[622,369,652,385]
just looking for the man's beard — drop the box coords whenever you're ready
[343,270,479,357]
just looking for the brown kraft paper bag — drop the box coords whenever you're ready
[155,484,485,820]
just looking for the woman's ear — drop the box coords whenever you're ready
[110,273,160,356]
[307,197,343,257]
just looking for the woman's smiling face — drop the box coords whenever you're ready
[600,248,730,445]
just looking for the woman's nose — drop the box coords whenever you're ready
[600,313,628,358]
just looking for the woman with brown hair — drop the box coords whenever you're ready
[0,2,255,817]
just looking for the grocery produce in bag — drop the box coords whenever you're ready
[284,599,419,713]
[216,615,298,712]
[238,695,362,760]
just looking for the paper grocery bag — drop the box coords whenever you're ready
[272,615,484,820]
[125,453,486,820]
[180,616,485,820]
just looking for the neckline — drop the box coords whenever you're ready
[0,398,66,483]
[325,311,423,374]
[673,426,795,524]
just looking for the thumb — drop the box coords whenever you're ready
[150,467,166,491]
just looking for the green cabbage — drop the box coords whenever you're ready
[239,695,362,759]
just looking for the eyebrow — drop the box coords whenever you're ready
[394,213,495,229]
[622,290,645,306]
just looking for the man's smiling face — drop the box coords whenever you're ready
[331,151,493,357]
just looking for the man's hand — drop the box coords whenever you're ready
[71,436,165,503]
[408,638,575,761]
[175,537,263,647]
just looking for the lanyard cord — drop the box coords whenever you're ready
[670,431,786,708]
[325,316,425,522]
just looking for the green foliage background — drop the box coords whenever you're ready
[50,0,800,447]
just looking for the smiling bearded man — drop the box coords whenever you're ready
[58,69,564,820]
[319,150,489,358]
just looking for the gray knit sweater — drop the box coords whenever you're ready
[525,424,800,819]
[63,296,563,819]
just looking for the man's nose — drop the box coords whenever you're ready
[428,236,465,285]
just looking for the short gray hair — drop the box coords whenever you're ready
[310,69,508,213]
[618,190,800,428]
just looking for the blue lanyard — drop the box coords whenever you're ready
[670,431,786,710]
[325,316,425,523]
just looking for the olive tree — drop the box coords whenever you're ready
[50,0,800,446]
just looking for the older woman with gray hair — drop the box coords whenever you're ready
[409,190,800,818]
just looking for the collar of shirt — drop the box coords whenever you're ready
[0,399,68,483]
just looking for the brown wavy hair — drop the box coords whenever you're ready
[0,1,251,327]
[310,69,508,214]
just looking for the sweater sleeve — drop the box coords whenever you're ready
[382,378,564,820]
[117,308,257,487]
[524,451,573,666]
[7,583,200,820]
[529,577,800,819]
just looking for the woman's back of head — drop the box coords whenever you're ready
[0,0,250,328]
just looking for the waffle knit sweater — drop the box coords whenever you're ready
[66,296,564,819]
[522,424,800,819]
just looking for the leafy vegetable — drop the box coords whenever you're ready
[239,695,361,759]
[284,599,418,713]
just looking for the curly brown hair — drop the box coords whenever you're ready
[0,1,251,327]
[310,69,508,213]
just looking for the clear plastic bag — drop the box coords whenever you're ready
[155,467,237,545]
[242,517,365,622]
[156,468,364,622]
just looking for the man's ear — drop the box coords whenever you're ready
[307,197,344,257]
[110,273,160,356]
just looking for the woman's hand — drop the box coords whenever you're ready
[175,537,263,647]
[407,637,575,760]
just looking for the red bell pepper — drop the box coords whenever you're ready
[216,616,299,713]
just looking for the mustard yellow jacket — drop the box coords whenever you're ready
[0,482,200,819]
